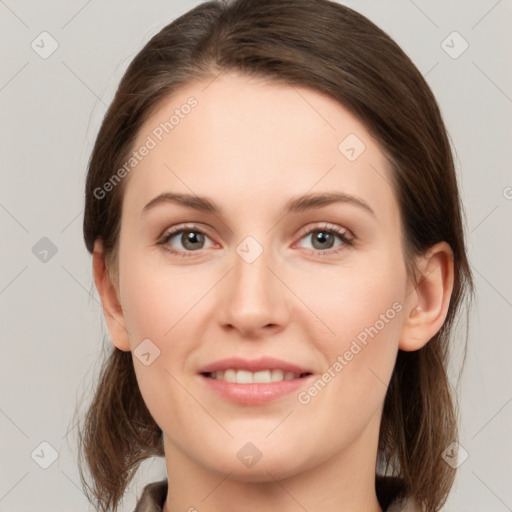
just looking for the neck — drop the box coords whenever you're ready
[162,412,384,512]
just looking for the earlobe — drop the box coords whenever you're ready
[92,239,131,352]
[399,242,455,352]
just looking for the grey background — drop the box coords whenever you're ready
[1,1,511,511]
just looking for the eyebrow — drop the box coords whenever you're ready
[141,191,375,218]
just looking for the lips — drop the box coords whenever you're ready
[197,356,312,375]
[197,356,314,405]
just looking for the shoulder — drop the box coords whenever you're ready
[133,479,168,512]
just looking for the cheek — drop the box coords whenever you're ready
[295,258,405,343]
[119,249,201,344]
[124,266,203,434]
[122,283,173,344]
[293,253,406,406]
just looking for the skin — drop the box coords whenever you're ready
[93,71,454,512]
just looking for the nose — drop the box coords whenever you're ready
[216,240,290,338]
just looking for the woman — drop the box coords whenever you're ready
[78,1,474,511]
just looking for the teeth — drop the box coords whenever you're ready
[209,369,304,383]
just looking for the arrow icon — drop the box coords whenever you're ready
[31,441,58,469]
[237,441,262,467]
[441,441,468,468]
[134,339,161,366]
[236,236,263,263]
[31,31,59,59]
[440,31,468,59]
[32,237,58,262]
[445,448,455,459]
[338,133,365,161]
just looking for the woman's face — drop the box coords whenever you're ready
[110,71,417,481]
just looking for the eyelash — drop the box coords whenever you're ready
[157,222,354,258]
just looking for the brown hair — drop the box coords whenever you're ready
[78,1,474,511]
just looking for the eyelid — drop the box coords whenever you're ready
[160,222,214,239]
[292,222,354,255]
[294,222,352,241]
[158,221,354,257]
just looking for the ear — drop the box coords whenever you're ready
[399,241,455,352]
[92,239,131,352]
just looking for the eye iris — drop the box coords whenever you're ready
[168,228,343,253]
[312,230,334,250]
[182,231,204,250]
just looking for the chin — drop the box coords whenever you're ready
[199,447,310,483]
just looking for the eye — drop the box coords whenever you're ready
[294,223,354,256]
[157,222,354,258]
[157,224,215,257]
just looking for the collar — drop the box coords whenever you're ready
[132,477,422,512]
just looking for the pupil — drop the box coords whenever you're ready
[184,231,203,250]
[313,231,333,249]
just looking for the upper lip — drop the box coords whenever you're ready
[198,356,312,375]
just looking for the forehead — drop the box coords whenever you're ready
[123,71,398,226]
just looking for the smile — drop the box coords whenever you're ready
[203,369,311,383]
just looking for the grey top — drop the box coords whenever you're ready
[133,477,424,512]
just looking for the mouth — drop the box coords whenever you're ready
[197,357,315,405]
[201,369,312,383]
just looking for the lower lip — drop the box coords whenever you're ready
[199,374,314,405]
